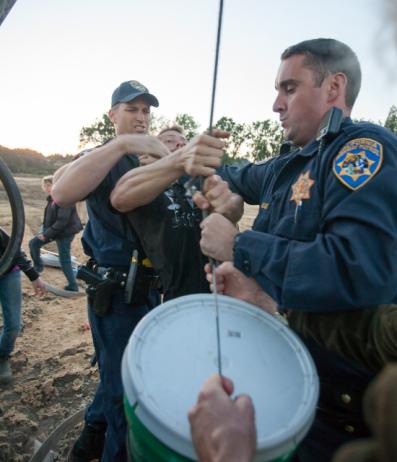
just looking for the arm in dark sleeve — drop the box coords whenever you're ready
[42,205,73,240]
[15,248,39,281]
[218,163,268,205]
[0,229,38,281]
[234,148,397,311]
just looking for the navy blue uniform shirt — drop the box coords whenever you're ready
[82,153,143,269]
[221,118,397,311]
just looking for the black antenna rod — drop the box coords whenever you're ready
[208,0,224,135]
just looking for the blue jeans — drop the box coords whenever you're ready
[85,289,159,462]
[29,235,78,289]
[0,270,22,358]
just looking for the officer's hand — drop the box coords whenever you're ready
[178,130,229,177]
[205,262,277,315]
[31,277,46,296]
[200,213,238,262]
[189,374,256,462]
[119,134,170,160]
[194,175,244,223]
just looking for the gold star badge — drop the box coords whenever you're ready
[290,171,315,206]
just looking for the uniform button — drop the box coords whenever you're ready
[243,260,250,272]
[344,425,355,433]
[340,394,352,404]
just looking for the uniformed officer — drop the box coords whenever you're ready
[52,80,234,462]
[52,80,169,462]
[197,38,397,462]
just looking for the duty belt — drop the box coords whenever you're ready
[77,255,161,310]
[96,266,128,288]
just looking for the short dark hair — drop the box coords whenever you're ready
[281,38,361,108]
[158,125,185,136]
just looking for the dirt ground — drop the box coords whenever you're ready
[0,175,258,462]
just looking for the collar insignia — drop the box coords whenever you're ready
[333,138,383,190]
[290,171,315,206]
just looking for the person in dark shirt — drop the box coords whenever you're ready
[0,229,45,384]
[29,175,82,291]
[110,125,243,300]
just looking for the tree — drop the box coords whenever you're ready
[79,111,200,148]
[79,113,115,148]
[248,120,283,162]
[215,117,283,163]
[384,105,397,134]
[78,110,283,162]
[215,116,251,161]
[153,113,200,140]
[150,114,171,134]
[175,113,200,140]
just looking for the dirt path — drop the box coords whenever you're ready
[0,176,95,461]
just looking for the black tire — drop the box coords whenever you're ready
[0,158,25,275]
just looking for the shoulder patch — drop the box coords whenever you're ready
[333,138,383,190]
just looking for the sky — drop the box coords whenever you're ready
[0,0,396,155]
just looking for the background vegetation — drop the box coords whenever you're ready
[1,105,396,174]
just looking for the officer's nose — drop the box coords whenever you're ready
[272,93,285,114]
[136,111,145,121]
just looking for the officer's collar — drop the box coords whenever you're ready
[295,117,353,158]
[295,139,319,158]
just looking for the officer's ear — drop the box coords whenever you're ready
[327,72,348,105]
[108,104,120,124]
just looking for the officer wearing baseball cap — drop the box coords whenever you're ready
[52,80,168,462]
[111,80,159,108]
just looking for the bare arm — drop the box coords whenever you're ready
[204,262,277,315]
[52,134,168,207]
[111,131,228,213]
[110,150,185,212]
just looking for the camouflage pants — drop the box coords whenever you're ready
[288,304,397,373]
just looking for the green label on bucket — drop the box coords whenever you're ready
[124,397,296,462]
[124,397,194,462]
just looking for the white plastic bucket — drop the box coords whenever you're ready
[122,294,319,461]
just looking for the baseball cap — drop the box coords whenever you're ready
[111,80,159,108]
